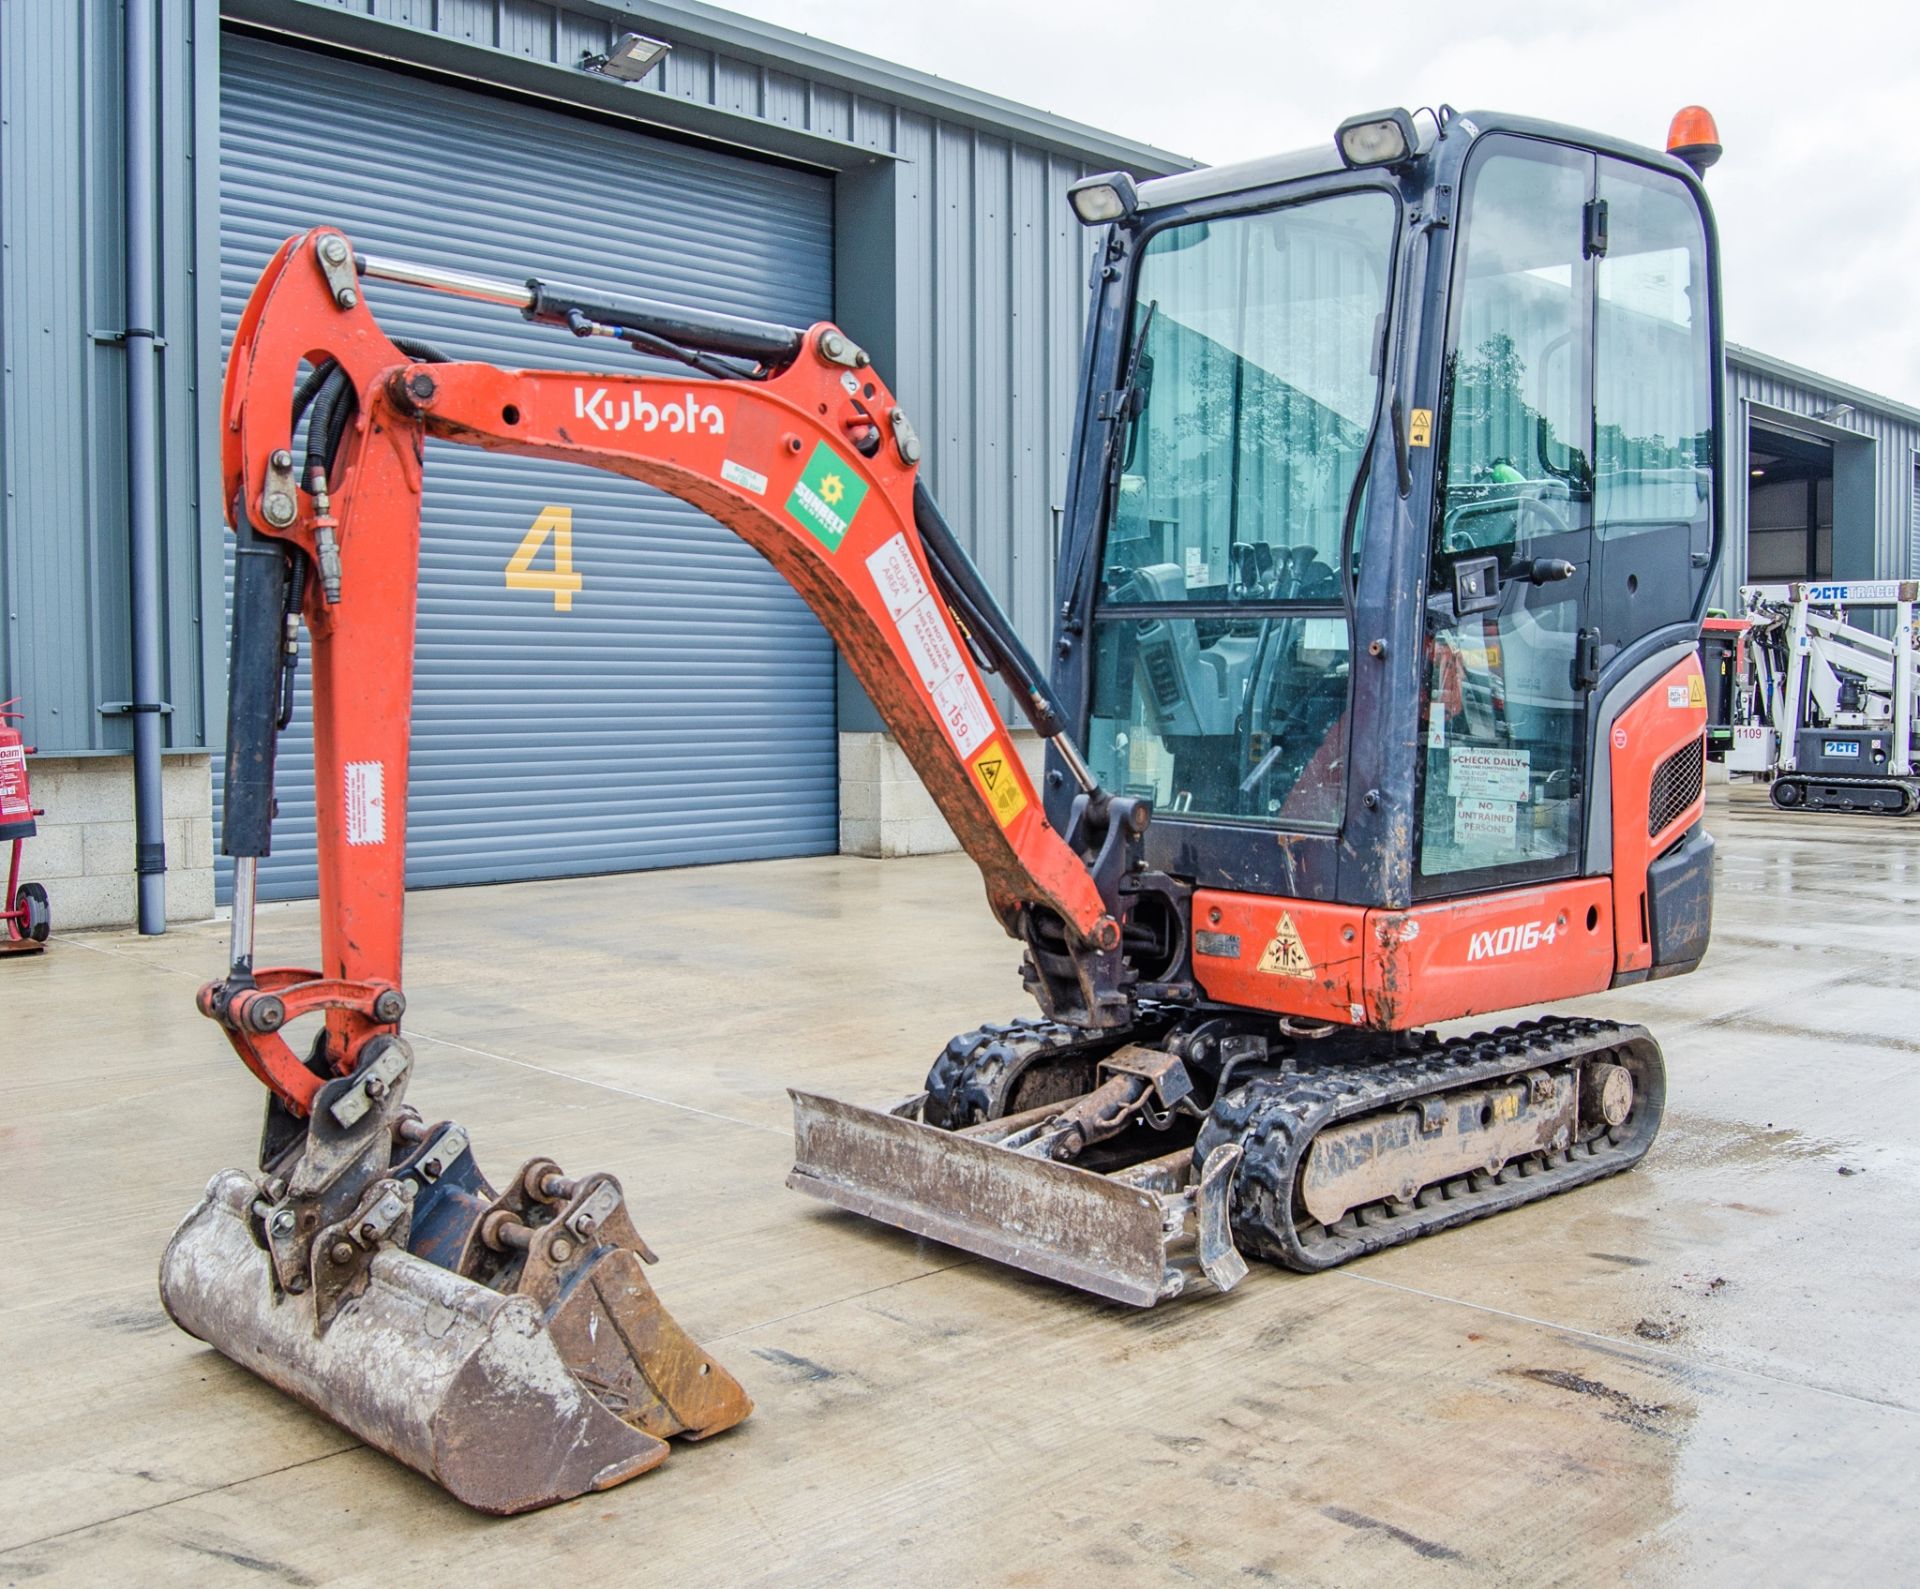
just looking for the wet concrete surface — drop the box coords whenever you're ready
[3,779,1916,1584]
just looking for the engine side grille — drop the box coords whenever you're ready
[1649,736,1705,837]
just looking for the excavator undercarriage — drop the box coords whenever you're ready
[792,1013,1664,1305]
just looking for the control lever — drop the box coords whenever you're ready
[1506,557,1577,586]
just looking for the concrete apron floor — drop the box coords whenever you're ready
[3,783,1917,1586]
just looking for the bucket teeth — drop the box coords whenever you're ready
[161,1148,751,1515]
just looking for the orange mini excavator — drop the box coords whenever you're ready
[163,104,1724,1513]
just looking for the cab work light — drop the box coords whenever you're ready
[1067,171,1141,226]
[1335,108,1416,169]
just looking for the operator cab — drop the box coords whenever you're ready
[1055,106,1721,910]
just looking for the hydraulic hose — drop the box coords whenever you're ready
[912,481,1068,741]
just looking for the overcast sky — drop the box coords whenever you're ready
[720,0,1920,403]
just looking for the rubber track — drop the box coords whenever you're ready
[1771,773,1919,816]
[1198,1016,1666,1273]
[923,1020,1102,1129]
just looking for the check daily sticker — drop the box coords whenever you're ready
[786,442,868,552]
[1448,746,1530,803]
[866,534,994,757]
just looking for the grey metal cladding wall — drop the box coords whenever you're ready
[901,121,1095,659]
[218,33,836,900]
[1720,351,1920,609]
[228,0,1188,668]
[0,0,219,755]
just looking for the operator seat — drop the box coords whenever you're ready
[1129,564,1242,738]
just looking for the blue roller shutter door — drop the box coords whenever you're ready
[218,33,837,899]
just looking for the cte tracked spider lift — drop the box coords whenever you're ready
[165,103,1724,1513]
[1726,580,1920,813]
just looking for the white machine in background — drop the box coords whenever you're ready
[1729,580,1919,814]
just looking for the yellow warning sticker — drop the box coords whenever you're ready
[1256,912,1314,979]
[1687,673,1706,708]
[970,741,1029,828]
[1408,408,1434,448]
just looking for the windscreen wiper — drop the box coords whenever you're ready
[1063,300,1158,616]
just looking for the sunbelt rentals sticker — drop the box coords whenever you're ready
[786,442,868,553]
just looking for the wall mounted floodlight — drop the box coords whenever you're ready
[1067,171,1140,227]
[581,32,672,83]
[1335,108,1416,169]
[1813,403,1855,423]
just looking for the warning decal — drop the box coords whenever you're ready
[1256,912,1313,979]
[1687,672,1706,708]
[0,741,29,820]
[866,534,995,757]
[345,761,386,847]
[970,740,1029,828]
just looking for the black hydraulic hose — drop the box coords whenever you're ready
[392,336,452,364]
[322,382,356,473]
[276,556,307,731]
[304,368,346,482]
[921,537,1012,677]
[921,534,1063,740]
[912,481,1067,740]
[296,346,438,483]
[290,359,336,435]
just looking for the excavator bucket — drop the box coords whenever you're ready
[788,1089,1247,1307]
[159,1047,750,1514]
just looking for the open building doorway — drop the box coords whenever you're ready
[1747,424,1833,582]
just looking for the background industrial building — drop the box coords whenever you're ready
[4,0,1918,928]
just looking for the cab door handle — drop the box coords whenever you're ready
[1574,627,1601,691]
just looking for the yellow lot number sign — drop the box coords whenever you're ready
[505,505,582,611]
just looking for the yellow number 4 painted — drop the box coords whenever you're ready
[504,506,583,611]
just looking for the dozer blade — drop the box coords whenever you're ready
[788,1090,1244,1307]
[161,1169,750,1515]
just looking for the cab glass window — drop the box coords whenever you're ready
[1099,192,1396,604]
[1436,144,1591,558]
[1420,141,1592,888]
[1591,158,1717,638]
[1594,163,1712,540]
[1085,190,1395,830]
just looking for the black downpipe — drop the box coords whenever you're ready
[123,0,166,932]
[224,513,290,860]
[911,482,1066,740]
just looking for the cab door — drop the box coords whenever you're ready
[1417,138,1597,895]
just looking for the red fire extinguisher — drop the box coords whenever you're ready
[1,698,50,954]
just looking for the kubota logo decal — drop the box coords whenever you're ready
[1467,918,1560,960]
[573,386,725,435]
